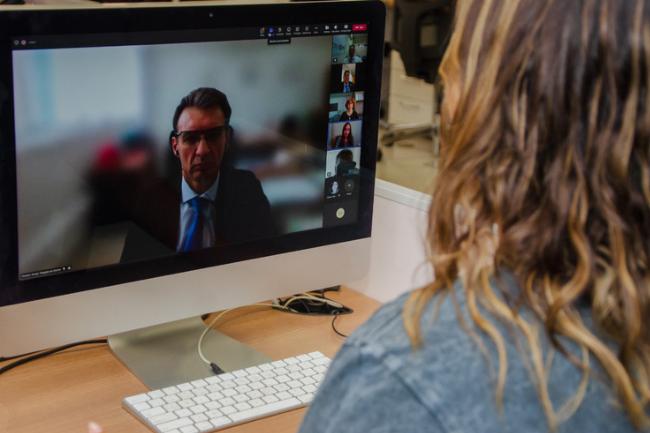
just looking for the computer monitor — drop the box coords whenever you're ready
[0,0,385,387]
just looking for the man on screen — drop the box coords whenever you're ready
[341,70,355,93]
[169,87,273,252]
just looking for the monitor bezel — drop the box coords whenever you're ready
[0,0,385,307]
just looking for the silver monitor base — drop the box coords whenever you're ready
[108,316,272,390]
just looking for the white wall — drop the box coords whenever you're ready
[346,180,434,303]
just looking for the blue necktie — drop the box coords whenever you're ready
[182,197,207,252]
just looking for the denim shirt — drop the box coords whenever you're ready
[299,281,641,433]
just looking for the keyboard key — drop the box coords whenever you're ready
[222,389,237,397]
[164,395,181,404]
[236,385,251,394]
[150,412,178,425]
[233,394,249,403]
[228,397,301,422]
[180,425,198,433]
[249,398,264,407]
[220,397,236,406]
[206,384,222,392]
[234,402,251,411]
[308,351,324,359]
[190,413,208,422]
[164,403,181,412]
[149,398,165,408]
[205,409,222,419]
[205,401,221,410]
[234,377,250,386]
[259,363,273,371]
[177,383,193,392]
[289,388,305,397]
[158,417,192,432]
[195,421,213,432]
[178,391,194,400]
[263,378,278,387]
[148,390,165,399]
[262,395,279,404]
[274,383,289,392]
[221,380,236,389]
[245,366,261,374]
[277,391,292,400]
[298,393,314,404]
[133,402,150,411]
[162,386,180,395]
[204,376,221,385]
[189,405,207,414]
[179,400,194,408]
[297,354,311,362]
[218,373,235,381]
[276,374,290,383]
[142,407,166,418]
[220,405,236,415]
[193,396,209,405]
[190,379,208,388]
[125,394,149,405]
[175,409,192,418]
[208,416,232,428]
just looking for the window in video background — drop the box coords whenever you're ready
[331,34,368,64]
[12,36,333,277]
[327,120,362,150]
[329,92,364,122]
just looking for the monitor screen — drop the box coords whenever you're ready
[0,2,383,308]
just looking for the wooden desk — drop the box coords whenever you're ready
[0,288,380,433]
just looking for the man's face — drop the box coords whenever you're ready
[171,106,227,194]
[343,71,350,83]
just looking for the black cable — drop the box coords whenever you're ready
[0,349,41,362]
[331,313,348,338]
[0,339,108,376]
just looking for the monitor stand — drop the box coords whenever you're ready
[108,316,271,390]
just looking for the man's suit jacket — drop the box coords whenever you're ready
[119,166,274,262]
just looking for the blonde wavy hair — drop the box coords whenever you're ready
[405,0,650,430]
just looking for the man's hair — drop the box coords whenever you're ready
[172,87,232,131]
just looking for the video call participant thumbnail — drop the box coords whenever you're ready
[169,87,274,252]
[330,64,367,94]
[331,34,368,64]
[324,149,359,200]
[329,93,364,122]
[328,121,362,150]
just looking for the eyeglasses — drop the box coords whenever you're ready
[172,125,228,147]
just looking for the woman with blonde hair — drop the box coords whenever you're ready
[300,0,650,432]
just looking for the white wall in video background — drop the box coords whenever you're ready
[12,36,331,274]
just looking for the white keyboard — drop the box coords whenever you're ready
[123,351,331,433]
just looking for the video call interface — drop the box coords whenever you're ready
[11,24,370,281]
